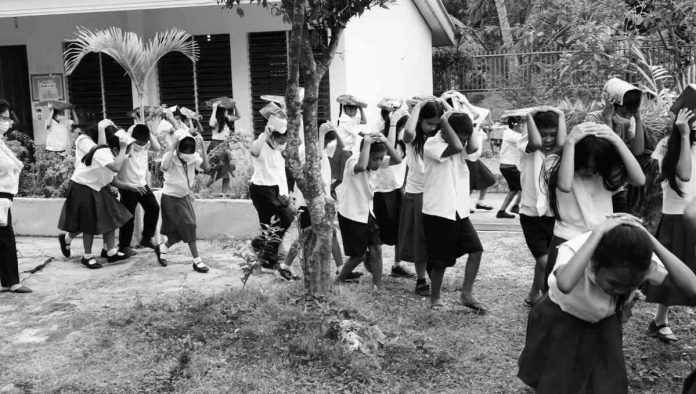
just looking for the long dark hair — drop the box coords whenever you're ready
[214,106,235,132]
[80,124,120,165]
[659,123,696,197]
[412,101,444,157]
[545,135,626,218]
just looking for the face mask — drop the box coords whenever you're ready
[0,121,10,134]
[325,140,338,158]
[273,142,287,151]
[132,143,145,152]
[178,153,195,163]
[613,113,631,125]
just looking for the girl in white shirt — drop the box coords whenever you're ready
[45,104,79,153]
[643,108,696,343]
[207,100,240,195]
[331,96,367,196]
[399,99,445,296]
[518,216,696,394]
[543,123,646,291]
[155,130,210,273]
[57,120,132,269]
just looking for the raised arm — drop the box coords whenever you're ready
[358,107,367,125]
[557,124,596,192]
[439,111,464,158]
[403,100,424,144]
[149,129,162,152]
[595,125,646,186]
[675,108,693,182]
[209,102,220,129]
[250,130,269,158]
[373,132,403,165]
[105,139,129,173]
[525,107,544,153]
[353,135,373,173]
[466,129,479,155]
[71,109,80,127]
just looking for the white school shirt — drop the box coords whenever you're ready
[292,145,333,207]
[0,140,23,195]
[422,131,471,220]
[652,137,696,214]
[161,152,202,198]
[553,174,613,240]
[548,232,667,323]
[336,155,387,223]
[45,118,74,152]
[337,114,362,152]
[517,135,559,217]
[116,143,150,187]
[466,132,487,162]
[374,133,407,193]
[250,139,289,197]
[499,128,522,166]
[70,135,116,191]
[211,124,231,141]
[404,143,426,194]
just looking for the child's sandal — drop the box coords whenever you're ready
[193,261,209,273]
[430,301,445,311]
[81,257,102,269]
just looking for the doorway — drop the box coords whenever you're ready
[0,45,31,137]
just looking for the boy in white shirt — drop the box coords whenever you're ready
[422,111,485,311]
[497,116,524,218]
[45,103,79,154]
[517,107,566,306]
[334,133,402,289]
[249,116,295,269]
[111,124,162,256]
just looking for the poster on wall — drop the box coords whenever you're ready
[30,74,65,102]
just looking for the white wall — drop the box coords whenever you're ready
[0,0,434,142]
[339,0,434,127]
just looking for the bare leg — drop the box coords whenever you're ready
[460,251,482,304]
[527,254,547,303]
[366,245,383,288]
[415,261,427,280]
[331,233,343,268]
[187,241,199,259]
[429,267,446,306]
[498,191,516,212]
[83,234,94,255]
[478,188,488,201]
[103,231,117,251]
[335,256,364,282]
[221,178,230,195]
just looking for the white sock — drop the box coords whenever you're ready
[193,257,202,264]
[83,253,94,259]
[160,244,168,253]
[64,234,72,244]
[107,248,119,257]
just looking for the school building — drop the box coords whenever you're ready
[0,0,454,143]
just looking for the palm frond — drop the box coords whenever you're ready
[142,28,199,81]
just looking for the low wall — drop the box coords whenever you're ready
[11,196,260,241]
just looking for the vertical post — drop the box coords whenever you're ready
[98,53,107,119]
[193,60,199,113]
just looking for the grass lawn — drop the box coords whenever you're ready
[2,232,696,393]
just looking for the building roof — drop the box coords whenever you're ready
[0,0,454,46]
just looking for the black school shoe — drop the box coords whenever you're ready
[193,261,209,273]
[391,265,415,278]
[107,251,129,263]
[82,257,102,269]
[58,233,71,257]
[496,210,515,219]
[154,245,167,267]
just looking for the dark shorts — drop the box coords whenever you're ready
[423,214,483,270]
[338,213,380,257]
[373,189,402,246]
[500,164,521,192]
[520,215,555,259]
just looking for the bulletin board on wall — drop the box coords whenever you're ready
[29,73,65,102]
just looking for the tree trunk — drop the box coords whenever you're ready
[493,0,518,75]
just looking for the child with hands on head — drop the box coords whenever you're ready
[643,107,696,343]
[334,131,402,290]
[206,99,240,195]
[57,119,134,269]
[543,121,646,290]
[421,108,486,311]
[518,213,696,394]
[155,129,210,273]
[518,106,566,306]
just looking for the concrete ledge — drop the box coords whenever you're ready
[11,196,260,240]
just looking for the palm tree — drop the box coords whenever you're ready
[64,26,199,122]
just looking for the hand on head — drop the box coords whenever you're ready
[597,213,644,234]
[676,108,695,136]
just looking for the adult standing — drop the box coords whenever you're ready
[0,99,32,293]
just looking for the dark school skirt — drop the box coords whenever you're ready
[337,213,380,257]
[207,139,232,180]
[422,214,483,270]
[520,215,555,259]
[466,159,496,191]
[518,295,627,394]
[543,235,567,293]
[643,214,696,306]
[160,194,197,244]
[500,164,521,192]
[58,181,132,235]
[397,192,427,263]
[373,189,402,246]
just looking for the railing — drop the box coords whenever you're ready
[434,45,693,95]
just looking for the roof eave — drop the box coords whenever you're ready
[411,0,455,47]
